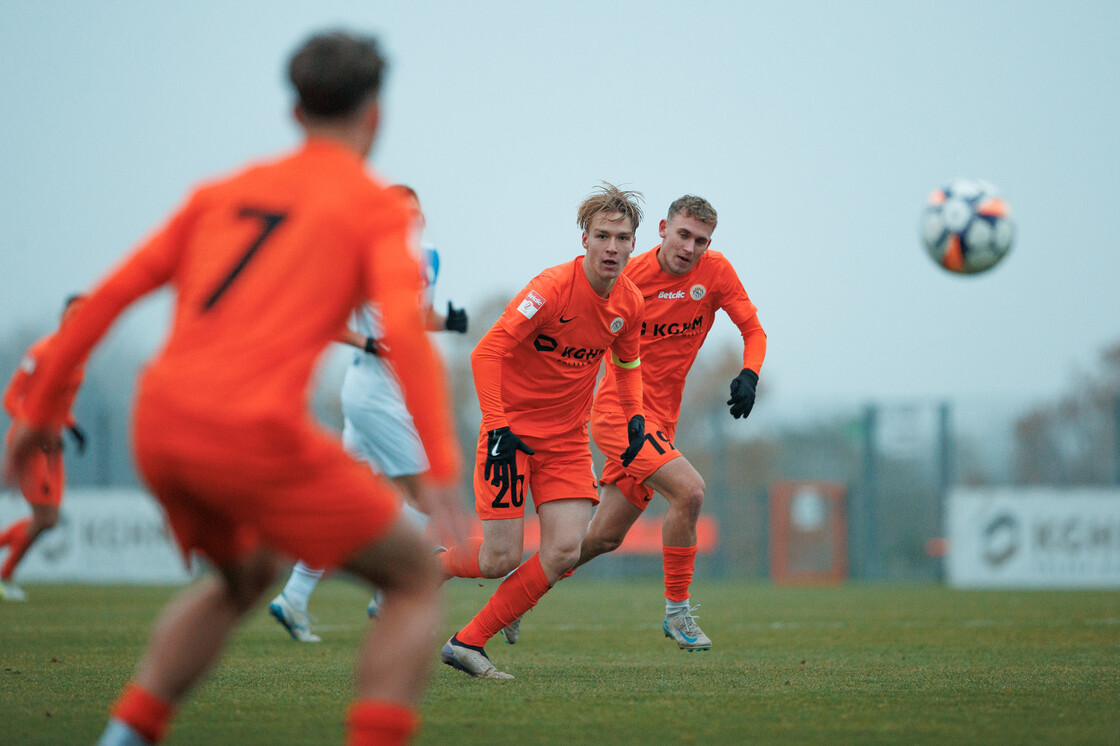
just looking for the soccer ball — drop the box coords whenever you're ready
[919,178,1014,275]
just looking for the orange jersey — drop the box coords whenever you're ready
[19,139,460,482]
[472,257,644,438]
[3,335,85,426]
[594,246,766,426]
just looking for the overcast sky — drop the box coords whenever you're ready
[2,1,1118,413]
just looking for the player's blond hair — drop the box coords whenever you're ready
[577,182,644,233]
[667,195,717,229]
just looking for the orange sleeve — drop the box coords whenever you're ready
[470,325,518,432]
[613,363,643,422]
[715,255,766,375]
[610,291,644,421]
[20,202,193,427]
[739,313,767,375]
[364,201,462,483]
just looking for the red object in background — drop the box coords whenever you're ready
[770,481,847,585]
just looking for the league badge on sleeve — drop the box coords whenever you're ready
[517,290,547,319]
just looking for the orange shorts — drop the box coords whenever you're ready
[590,408,680,511]
[133,403,399,569]
[5,428,64,507]
[473,424,598,521]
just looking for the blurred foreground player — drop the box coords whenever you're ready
[270,185,468,641]
[437,183,647,679]
[0,295,87,601]
[3,30,466,746]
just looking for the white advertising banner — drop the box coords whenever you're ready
[947,487,1120,588]
[0,488,193,584]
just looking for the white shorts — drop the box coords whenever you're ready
[340,353,430,478]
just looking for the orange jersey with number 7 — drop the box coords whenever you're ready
[18,140,460,483]
[594,246,766,427]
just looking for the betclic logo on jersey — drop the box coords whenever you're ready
[517,290,546,319]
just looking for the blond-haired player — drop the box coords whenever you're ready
[437,183,648,678]
[511,195,766,652]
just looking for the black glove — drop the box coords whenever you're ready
[727,368,759,420]
[66,424,87,455]
[619,415,646,467]
[445,301,468,333]
[363,336,380,356]
[484,426,535,482]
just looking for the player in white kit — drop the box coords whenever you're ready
[269,186,467,642]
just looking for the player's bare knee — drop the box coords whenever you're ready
[541,542,581,576]
[669,479,705,523]
[586,530,624,557]
[480,548,521,578]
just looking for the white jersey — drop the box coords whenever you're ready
[340,246,440,478]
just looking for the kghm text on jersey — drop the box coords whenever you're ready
[641,315,704,338]
[531,334,606,366]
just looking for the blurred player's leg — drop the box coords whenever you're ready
[0,516,32,600]
[97,548,280,745]
[268,561,323,642]
[366,490,431,619]
[342,515,443,742]
[1,452,63,600]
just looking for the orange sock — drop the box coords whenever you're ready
[110,682,175,744]
[458,553,550,647]
[346,700,418,746]
[439,536,484,579]
[662,545,697,603]
[0,518,32,581]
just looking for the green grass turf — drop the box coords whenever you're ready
[2,578,1118,745]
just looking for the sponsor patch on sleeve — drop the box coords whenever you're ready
[517,289,547,319]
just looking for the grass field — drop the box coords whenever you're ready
[3,577,1119,745]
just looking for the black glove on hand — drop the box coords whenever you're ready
[620,415,646,467]
[66,424,87,455]
[727,368,759,420]
[363,336,380,356]
[445,301,468,333]
[484,426,535,481]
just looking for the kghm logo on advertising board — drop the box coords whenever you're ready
[982,513,1019,566]
[947,488,1120,588]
